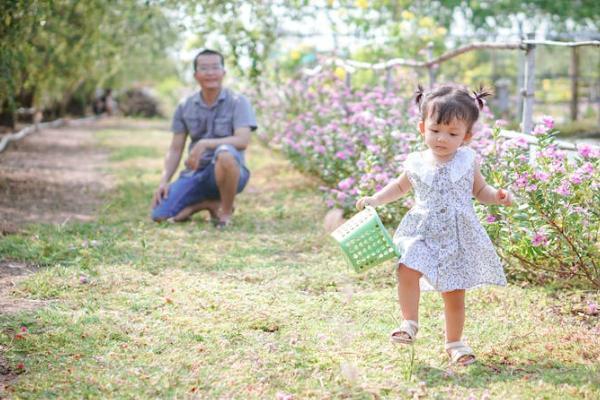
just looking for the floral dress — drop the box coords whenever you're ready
[393,147,507,292]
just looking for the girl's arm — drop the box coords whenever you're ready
[473,162,513,206]
[356,172,412,210]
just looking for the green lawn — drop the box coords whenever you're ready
[0,121,598,399]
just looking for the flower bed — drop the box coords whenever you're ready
[253,72,599,289]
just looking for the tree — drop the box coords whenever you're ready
[0,0,178,128]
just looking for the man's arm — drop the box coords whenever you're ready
[198,127,251,150]
[185,127,251,170]
[152,133,186,207]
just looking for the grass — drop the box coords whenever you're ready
[0,120,598,399]
[555,118,600,138]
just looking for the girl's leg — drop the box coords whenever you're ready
[441,289,465,342]
[392,264,421,341]
[396,263,421,321]
[442,289,475,364]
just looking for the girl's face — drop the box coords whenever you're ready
[418,117,472,161]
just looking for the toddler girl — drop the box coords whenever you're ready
[356,84,513,365]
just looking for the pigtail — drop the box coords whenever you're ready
[472,85,492,110]
[415,84,425,106]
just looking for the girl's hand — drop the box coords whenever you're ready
[496,189,513,206]
[356,196,377,210]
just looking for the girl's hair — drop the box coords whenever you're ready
[415,84,492,132]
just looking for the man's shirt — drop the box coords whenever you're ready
[171,88,257,168]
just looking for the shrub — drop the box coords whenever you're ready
[253,72,600,289]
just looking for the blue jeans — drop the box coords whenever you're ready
[151,144,250,221]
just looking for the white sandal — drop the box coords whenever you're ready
[445,340,476,366]
[390,320,418,344]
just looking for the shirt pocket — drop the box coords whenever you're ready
[213,117,233,137]
[183,115,206,139]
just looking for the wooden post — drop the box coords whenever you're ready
[516,51,524,120]
[597,79,600,126]
[426,42,436,88]
[345,71,352,91]
[521,33,536,134]
[570,47,579,121]
[385,67,393,92]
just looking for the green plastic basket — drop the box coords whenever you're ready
[331,206,400,272]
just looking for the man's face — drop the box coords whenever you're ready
[194,54,225,90]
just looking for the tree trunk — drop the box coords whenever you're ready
[16,89,35,123]
[0,102,15,129]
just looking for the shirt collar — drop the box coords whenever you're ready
[194,88,227,108]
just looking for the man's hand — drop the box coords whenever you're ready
[185,141,208,171]
[152,181,169,208]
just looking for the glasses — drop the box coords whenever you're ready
[196,64,224,73]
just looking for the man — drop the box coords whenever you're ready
[151,49,257,227]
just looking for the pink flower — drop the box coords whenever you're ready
[338,177,355,191]
[554,180,571,196]
[577,162,594,175]
[550,162,565,174]
[577,144,599,159]
[531,231,548,247]
[495,119,508,128]
[335,151,348,160]
[515,173,529,188]
[578,144,592,158]
[486,215,497,223]
[366,144,381,154]
[374,173,389,183]
[504,136,529,150]
[532,124,549,136]
[569,173,582,185]
[533,171,550,182]
[540,115,554,129]
[525,183,538,192]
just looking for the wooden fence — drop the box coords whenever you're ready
[303,37,600,135]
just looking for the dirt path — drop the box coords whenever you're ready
[0,120,116,235]
[0,117,169,301]
[0,118,154,390]
[0,118,124,308]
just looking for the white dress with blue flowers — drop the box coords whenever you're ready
[393,147,507,292]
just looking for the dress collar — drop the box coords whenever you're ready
[405,147,475,185]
